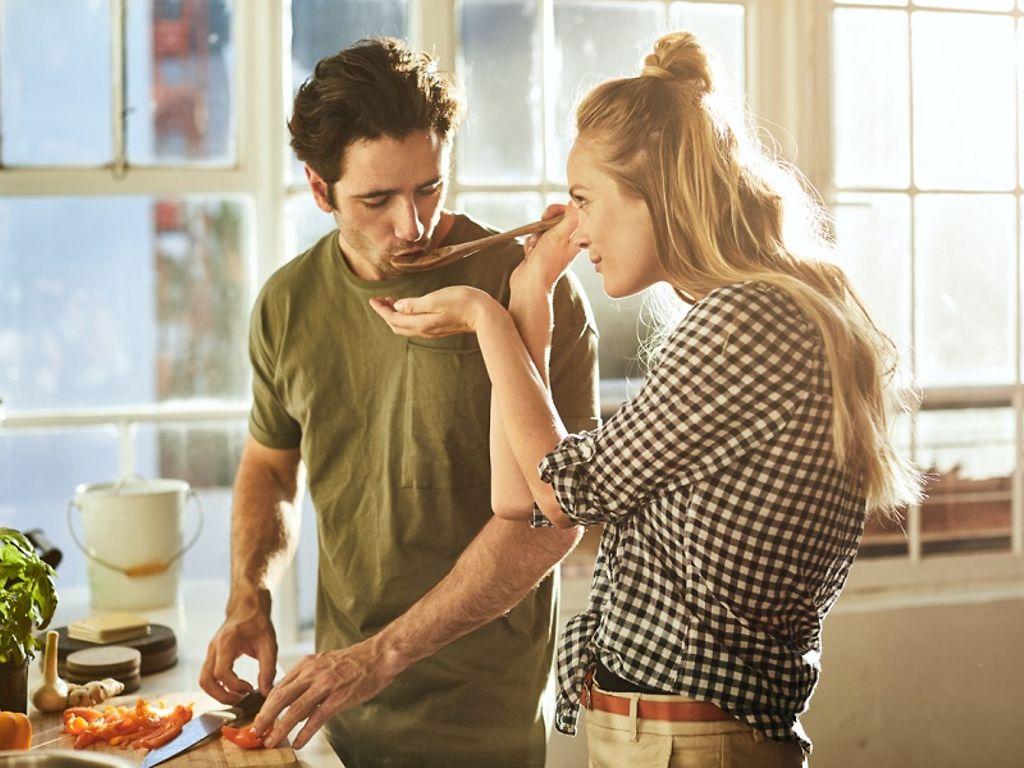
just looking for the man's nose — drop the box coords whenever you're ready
[394,198,425,243]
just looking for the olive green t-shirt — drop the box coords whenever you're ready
[248,214,600,768]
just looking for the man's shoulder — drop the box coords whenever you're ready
[257,230,335,305]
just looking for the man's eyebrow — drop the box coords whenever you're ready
[350,176,444,199]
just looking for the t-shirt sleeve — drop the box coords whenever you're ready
[550,271,601,435]
[248,286,302,450]
[538,282,821,526]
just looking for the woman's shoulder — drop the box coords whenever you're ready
[682,280,817,342]
[659,279,823,375]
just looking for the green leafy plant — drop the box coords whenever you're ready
[0,528,57,665]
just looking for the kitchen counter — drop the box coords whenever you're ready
[27,580,342,768]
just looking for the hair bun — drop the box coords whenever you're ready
[642,32,713,97]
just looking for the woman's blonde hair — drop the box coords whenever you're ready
[576,31,922,515]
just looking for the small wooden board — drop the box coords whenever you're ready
[29,690,299,767]
[42,624,178,677]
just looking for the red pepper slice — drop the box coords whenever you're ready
[221,724,265,750]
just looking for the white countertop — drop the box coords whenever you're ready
[29,580,342,768]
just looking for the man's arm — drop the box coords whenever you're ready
[199,436,304,703]
[255,515,580,748]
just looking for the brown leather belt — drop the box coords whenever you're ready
[583,681,734,722]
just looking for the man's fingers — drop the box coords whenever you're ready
[253,677,306,734]
[263,689,328,749]
[200,646,246,704]
[290,698,337,750]
[213,650,253,698]
[257,643,277,697]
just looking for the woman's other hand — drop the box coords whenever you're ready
[369,286,499,339]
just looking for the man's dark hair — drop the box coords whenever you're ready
[288,37,465,206]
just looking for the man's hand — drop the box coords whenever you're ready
[253,638,398,750]
[199,594,278,704]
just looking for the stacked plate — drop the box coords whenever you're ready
[65,646,142,694]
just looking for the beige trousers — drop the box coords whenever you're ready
[583,686,807,768]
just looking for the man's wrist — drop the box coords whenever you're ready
[226,585,272,618]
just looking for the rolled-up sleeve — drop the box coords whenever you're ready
[534,282,821,526]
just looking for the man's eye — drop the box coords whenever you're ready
[416,184,442,196]
[363,198,388,209]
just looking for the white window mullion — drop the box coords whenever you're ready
[111,0,127,178]
[904,5,923,564]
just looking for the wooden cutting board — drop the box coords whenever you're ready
[29,690,299,767]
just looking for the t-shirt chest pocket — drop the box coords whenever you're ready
[401,338,491,490]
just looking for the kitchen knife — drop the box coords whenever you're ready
[140,691,264,768]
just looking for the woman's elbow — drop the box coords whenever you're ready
[490,502,535,521]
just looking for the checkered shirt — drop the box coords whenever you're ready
[532,281,866,752]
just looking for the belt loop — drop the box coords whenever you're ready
[628,694,640,742]
[581,667,595,711]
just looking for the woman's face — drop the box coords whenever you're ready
[566,138,668,298]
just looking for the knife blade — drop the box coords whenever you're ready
[140,691,264,768]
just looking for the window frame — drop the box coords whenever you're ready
[2,1,1022,650]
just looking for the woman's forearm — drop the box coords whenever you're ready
[476,301,572,526]
[487,287,557,518]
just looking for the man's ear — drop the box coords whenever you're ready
[305,165,336,213]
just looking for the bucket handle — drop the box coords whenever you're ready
[67,488,205,577]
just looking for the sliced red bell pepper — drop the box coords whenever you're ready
[221,724,265,750]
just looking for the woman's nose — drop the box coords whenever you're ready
[571,228,590,250]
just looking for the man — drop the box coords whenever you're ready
[199,38,599,768]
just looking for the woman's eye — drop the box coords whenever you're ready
[572,196,591,209]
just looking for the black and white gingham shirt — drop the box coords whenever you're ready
[533,281,866,752]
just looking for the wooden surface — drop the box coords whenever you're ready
[29,691,299,767]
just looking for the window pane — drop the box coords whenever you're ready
[126,0,235,165]
[457,0,542,183]
[0,0,112,165]
[834,193,912,359]
[669,2,745,93]
[0,427,120,589]
[456,192,543,231]
[835,0,907,5]
[917,408,1013,556]
[915,0,1013,9]
[833,9,910,189]
[287,193,336,259]
[134,421,246,580]
[860,413,912,557]
[288,0,409,183]
[912,12,1015,190]
[550,0,666,183]
[915,194,1015,386]
[0,197,251,411]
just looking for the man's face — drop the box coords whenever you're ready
[311,131,451,279]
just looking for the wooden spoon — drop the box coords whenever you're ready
[390,214,565,273]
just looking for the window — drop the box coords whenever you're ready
[3,1,1021,650]
[830,0,1023,560]
[0,1,258,614]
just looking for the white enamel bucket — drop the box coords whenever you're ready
[67,476,204,610]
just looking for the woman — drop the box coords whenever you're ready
[371,30,920,768]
